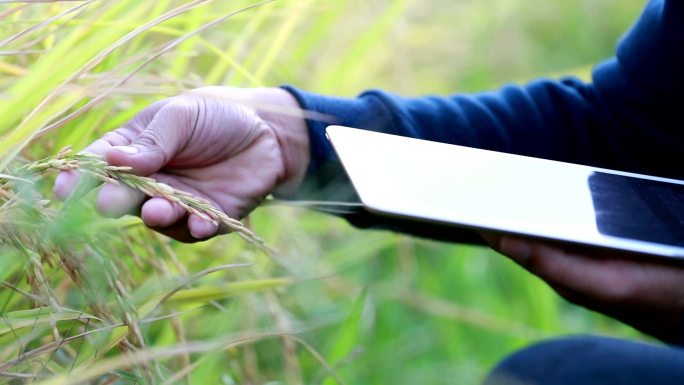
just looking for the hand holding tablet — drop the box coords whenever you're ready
[326,125,684,260]
[327,125,684,343]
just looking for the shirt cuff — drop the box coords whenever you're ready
[280,86,398,202]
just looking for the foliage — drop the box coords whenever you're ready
[0,0,646,384]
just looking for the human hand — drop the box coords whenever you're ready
[54,87,310,242]
[482,233,684,344]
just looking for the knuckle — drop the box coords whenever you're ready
[494,236,514,254]
[135,128,165,148]
[102,130,133,145]
[592,267,638,303]
[134,130,169,164]
[524,247,564,282]
[164,97,201,121]
[126,99,171,129]
[163,97,204,136]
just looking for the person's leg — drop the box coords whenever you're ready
[484,336,684,385]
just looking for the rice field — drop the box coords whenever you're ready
[0,1,647,384]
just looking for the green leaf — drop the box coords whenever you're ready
[0,308,101,336]
[167,278,293,304]
[322,289,368,385]
[74,325,130,368]
[0,249,24,282]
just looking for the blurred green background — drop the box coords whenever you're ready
[0,0,648,384]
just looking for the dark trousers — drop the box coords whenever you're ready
[484,336,684,385]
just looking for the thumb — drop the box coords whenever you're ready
[105,105,189,176]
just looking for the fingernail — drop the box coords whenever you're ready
[112,145,139,155]
[500,237,533,263]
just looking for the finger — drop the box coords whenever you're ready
[141,172,223,241]
[494,235,641,303]
[495,235,585,283]
[83,130,133,156]
[147,215,222,243]
[150,221,199,243]
[140,197,186,228]
[53,131,133,200]
[53,170,80,201]
[494,235,535,265]
[188,214,219,239]
[105,101,193,176]
[96,183,145,218]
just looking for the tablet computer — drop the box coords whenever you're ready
[325,125,684,260]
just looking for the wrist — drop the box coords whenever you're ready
[249,88,310,197]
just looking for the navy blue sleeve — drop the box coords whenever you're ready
[282,0,684,243]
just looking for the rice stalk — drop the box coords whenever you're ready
[22,146,275,254]
[0,0,94,48]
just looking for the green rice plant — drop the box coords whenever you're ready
[0,0,648,384]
